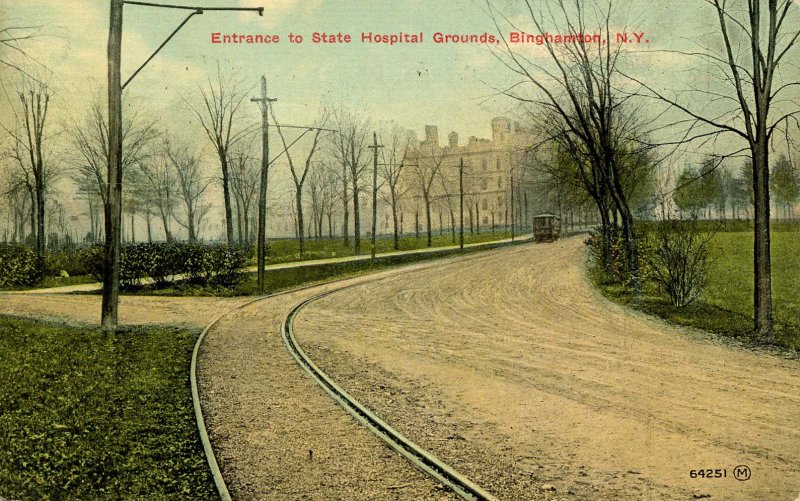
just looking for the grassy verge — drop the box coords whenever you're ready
[123,238,521,297]
[0,317,216,500]
[262,231,514,265]
[591,229,800,351]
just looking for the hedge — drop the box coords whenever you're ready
[0,244,41,288]
[84,242,247,288]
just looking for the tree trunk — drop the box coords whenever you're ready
[235,195,243,245]
[752,138,773,338]
[35,180,45,255]
[220,153,235,247]
[130,210,136,243]
[391,193,400,250]
[146,213,152,243]
[352,177,361,255]
[425,199,432,247]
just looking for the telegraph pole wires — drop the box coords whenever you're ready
[251,75,277,292]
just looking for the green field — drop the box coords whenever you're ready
[596,229,800,350]
[0,317,216,499]
[263,230,514,264]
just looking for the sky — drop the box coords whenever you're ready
[1,0,798,239]
[1,0,701,139]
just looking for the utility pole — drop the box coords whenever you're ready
[510,171,515,242]
[101,0,262,330]
[368,132,383,261]
[459,157,464,250]
[251,75,277,292]
[102,0,123,329]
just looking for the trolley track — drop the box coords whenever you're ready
[191,244,521,500]
[282,284,499,501]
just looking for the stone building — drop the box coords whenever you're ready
[403,117,550,235]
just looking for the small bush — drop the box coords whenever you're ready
[641,218,715,307]
[584,227,632,283]
[0,244,41,288]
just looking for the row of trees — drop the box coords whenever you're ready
[674,155,800,221]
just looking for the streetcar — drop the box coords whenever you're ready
[533,213,561,243]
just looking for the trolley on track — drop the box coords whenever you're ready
[533,213,561,243]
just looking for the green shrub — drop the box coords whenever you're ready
[79,242,246,289]
[0,244,41,288]
[641,219,715,307]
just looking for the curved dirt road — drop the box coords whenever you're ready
[292,236,800,500]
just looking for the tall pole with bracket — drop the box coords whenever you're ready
[368,132,383,261]
[101,1,262,329]
[252,76,277,292]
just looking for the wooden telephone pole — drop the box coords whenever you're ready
[459,157,464,250]
[103,0,124,329]
[251,76,277,292]
[368,132,383,261]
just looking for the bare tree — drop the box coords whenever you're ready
[489,0,645,277]
[67,92,157,230]
[379,125,413,250]
[411,141,447,247]
[184,63,252,247]
[228,135,259,244]
[273,108,330,254]
[3,77,60,258]
[134,147,177,242]
[328,107,370,254]
[308,160,339,239]
[166,139,211,242]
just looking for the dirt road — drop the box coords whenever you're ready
[292,236,800,500]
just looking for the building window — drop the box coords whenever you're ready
[497,177,502,189]
[482,199,488,210]
[481,179,488,190]
[496,158,501,170]
[482,216,489,225]
[482,159,488,171]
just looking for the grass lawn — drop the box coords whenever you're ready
[262,230,514,265]
[595,229,800,351]
[0,317,216,500]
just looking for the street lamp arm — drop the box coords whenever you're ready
[121,2,264,89]
[122,10,201,89]
[124,1,264,15]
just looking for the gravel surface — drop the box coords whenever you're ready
[293,236,800,501]
[198,272,470,500]
[0,293,247,328]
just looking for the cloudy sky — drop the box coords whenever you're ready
[1,0,707,139]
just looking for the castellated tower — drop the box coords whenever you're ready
[425,125,439,147]
[448,131,459,148]
[491,117,512,144]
